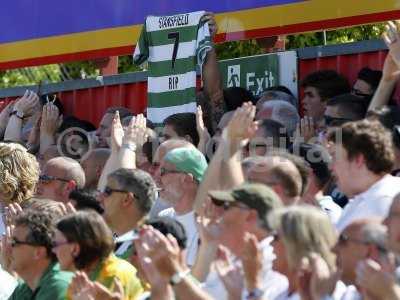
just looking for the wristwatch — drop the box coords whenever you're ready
[169,269,190,286]
[246,288,264,300]
[9,110,24,120]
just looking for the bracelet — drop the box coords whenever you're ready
[121,143,137,152]
[9,110,24,120]
[169,269,190,286]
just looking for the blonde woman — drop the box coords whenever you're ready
[217,205,341,300]
[269,205,341,300]
[0,143,39,230]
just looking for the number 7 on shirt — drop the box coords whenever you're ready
[168,32,180,70]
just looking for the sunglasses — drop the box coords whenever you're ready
[338,233,367,246]
[11,238,40,248]
[324,115,352,127]
[102,186,129,197]
[39,174,70,184]
[351,88,371,98]
[211,198,249,211]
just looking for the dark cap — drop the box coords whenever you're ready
[208,183,283,222]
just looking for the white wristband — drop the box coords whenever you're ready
[122,143,137,152]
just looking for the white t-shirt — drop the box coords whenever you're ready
[0,267,17,300]
[202,237,288,300]
[159,208,199,267]
[319,196,342,225]
[149,197,171,219]
[336,174,400,232]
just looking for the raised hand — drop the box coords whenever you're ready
[0,225,14,273]
[13,90,40,117]
[4,203,23,226]
[0,101,15,123]
[383,21,400,69]
[201,12,218,38]
[70,271,124,300]
[356,259,400,300]
[196,199,222,246]
[239,233,263,291]
[140,226,186,279]
[309,253,340,300]
[196,105,211,139]
[111,111,124,152]
[295,116,317,143]
[382,50,400,83]
[59,202,77,216]
[224,102,258,145]
[134,237,169,287]
[40,103,62,137]
[215,245,244,300]
[121,114,148,147]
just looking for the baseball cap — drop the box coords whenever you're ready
[208,183,283,221]
[164,147,208,182]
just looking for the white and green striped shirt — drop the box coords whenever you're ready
[133,11,213,124]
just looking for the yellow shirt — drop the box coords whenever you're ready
[68,254,143,300]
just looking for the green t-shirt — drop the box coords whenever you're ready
[9,262,73,300]
[133,11,213,125]
[115,242,134,261]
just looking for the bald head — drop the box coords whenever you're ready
[244,155,302,205]
[44,157,85,188]
[81,149,111,188]
[37,157,85,203]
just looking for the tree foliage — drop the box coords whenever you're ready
[0,23,387,88]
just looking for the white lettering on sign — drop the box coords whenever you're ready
[246,71,276,96]
[246,73,255,91]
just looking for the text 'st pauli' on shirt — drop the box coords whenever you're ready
[133,11,213,125]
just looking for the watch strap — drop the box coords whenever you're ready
[169,269,190,286]
[9,110,24,120]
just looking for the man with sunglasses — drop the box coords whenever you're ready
[148,139,196,218]
[331,219,390,300]
[324,94,367,128]
[157,147,208,267]
[37,157,85,203]
[99,168,157,260]
[8,210,73,300]
[352,67,382,99]
[199,183,287,300]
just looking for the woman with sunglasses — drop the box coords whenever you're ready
[52,210,143,300]
[267,205,341,300]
